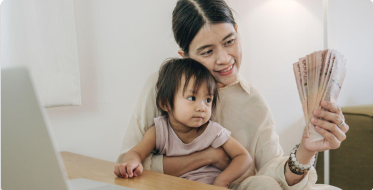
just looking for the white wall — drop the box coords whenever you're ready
[329,0,373,106]
[45,0,373,162]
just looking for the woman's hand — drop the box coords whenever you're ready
[298,100,350,162]
[284,101,349,186]
[207,147,231,171]
[163,146,231,177]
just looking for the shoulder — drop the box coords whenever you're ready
[153,115,169,136]
[154,115,167,127]
[144,125,156,139]
[148,71,159,82]
[208,121,231,134]
[143,70,159,89]
[146,125,156,133]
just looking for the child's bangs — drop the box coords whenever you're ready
[182,70,217,96]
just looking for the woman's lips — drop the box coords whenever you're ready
[215,63,234,76]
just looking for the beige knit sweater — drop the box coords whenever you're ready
[117,71,340,190]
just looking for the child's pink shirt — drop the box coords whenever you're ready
[154,115,231,185]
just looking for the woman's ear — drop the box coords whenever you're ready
[235,24,238,31]
[178,50,187,58]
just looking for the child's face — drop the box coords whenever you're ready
[170,76,213,128]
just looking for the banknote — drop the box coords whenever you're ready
[298,57,309,134]
[293,62,308,136]
[293,49,347,142]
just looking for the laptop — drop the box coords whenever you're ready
[2,67,135,190]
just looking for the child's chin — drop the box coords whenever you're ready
[188,122,203,128]
[194,121,209,127]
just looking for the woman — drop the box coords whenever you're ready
[116,0,349,189]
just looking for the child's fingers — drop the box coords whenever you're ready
[127,163,136,178]
[114,165,122,177]
[133,163,143,177]
[119,164,128,178]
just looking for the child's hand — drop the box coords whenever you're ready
[114,161,143,178]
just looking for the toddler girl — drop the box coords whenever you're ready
[114,58,252,188]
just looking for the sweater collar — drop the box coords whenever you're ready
[218,74,251,95]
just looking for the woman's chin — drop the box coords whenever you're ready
[216,73,238,87]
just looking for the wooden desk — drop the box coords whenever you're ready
[61,151,226,190]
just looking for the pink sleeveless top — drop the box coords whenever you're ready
[154,115,231,185]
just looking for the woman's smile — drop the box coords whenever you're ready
[215,62,235,76]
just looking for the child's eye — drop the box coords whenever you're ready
[205,98,212,103]
[187,96,196,101]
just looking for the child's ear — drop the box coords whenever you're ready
[159,102,170,112]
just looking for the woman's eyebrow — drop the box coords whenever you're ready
[196,44,213,53]
[222,32,234,41]
[196,32,235,53]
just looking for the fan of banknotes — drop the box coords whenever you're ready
[293,49,347,142]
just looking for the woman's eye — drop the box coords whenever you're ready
[225,39,235,46]
[200,50,213,56]
[187,96,196,101]
[205,98,212,103]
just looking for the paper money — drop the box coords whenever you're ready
[293,49,347,142]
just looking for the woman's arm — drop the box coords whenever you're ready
[284,101,349,185]
[213,137,253,188]
[163,146,231,177]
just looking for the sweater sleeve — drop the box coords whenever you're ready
[246,98,317,189]
[116,71,164,174]
[234,85,317,190]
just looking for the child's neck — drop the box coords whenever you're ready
[167,115,208,144]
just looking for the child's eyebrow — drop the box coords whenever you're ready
[183,89,195,94]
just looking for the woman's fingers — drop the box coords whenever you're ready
[311,117,346,142]
[321,101,342,116]
[315,126,342,150]
[313,109,349,133]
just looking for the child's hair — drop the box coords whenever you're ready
[156,58,219,116]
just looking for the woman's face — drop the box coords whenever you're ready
[181,23,242,87]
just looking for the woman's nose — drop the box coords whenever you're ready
[215,48,231,65]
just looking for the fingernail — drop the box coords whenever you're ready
[315,126,319,130]
[322,101,327,106]
[312,118,318,123]
[314,110,320,116]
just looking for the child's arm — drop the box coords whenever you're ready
[213,137,253,188]
[114,126,156,178]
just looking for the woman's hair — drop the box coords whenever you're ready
[172,0,236,56]
[156,58,219,116]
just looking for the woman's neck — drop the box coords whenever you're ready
[217,82,226,88]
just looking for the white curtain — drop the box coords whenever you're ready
[1,0,81,107]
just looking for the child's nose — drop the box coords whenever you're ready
[196,105,206,112]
